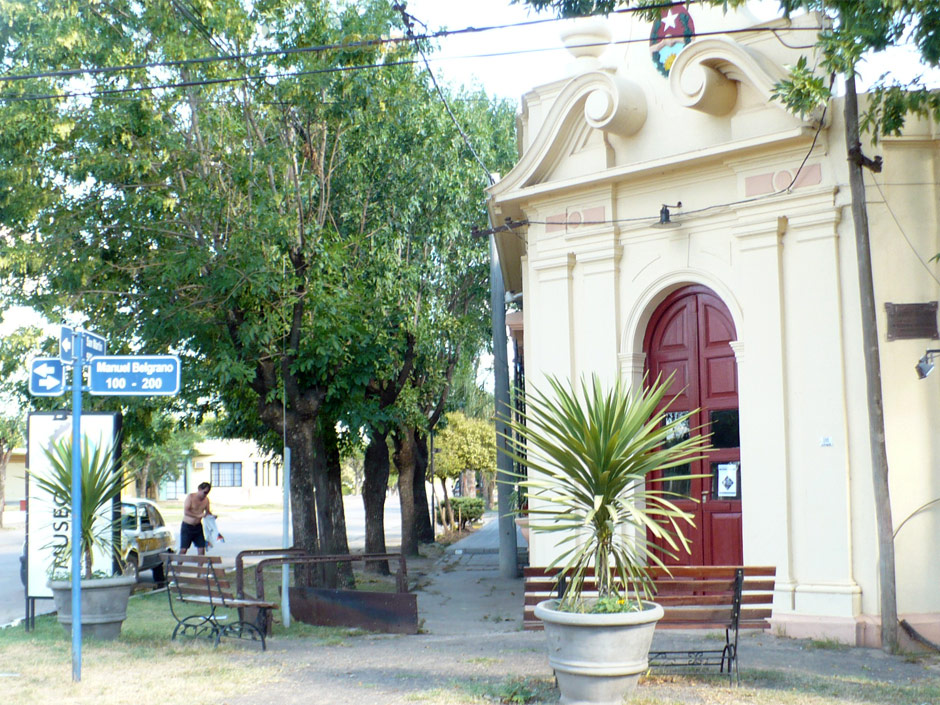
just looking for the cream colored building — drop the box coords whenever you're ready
[5,437,281,510]
[165,438,283,507]
[489,5,939,647]
[3,447,27,514]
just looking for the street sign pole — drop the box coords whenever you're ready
[70,333,84,682]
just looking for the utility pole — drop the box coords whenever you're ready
[844,74,898,653]
[490,231,519,579]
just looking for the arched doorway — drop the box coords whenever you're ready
[643,285,742,565]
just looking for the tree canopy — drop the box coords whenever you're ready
[435,411,497,483]
[0,0,516,570]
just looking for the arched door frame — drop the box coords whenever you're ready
[619,270,743,386]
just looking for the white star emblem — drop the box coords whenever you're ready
[662,10,679,31]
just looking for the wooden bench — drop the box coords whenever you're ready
[524,565,776,684]
[161,552,277,650]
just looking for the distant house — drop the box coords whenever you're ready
[489,6,940,647]
[160,438,284,507]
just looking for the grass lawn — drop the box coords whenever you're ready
[0,578,373,705]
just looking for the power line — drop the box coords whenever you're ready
[396,4,494,185]
[0,24,826,104]
[0,1,670,85]
[0,2,823,89]
[870,174,940,287]
[520,110,828,228]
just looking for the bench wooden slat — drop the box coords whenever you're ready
[739,608,773,621]
[161,552,273,651]
[173,586,236,601]
[523,565,776,578]
[524,577,773,592]
[659,607,736,623]
[168,555,222,565]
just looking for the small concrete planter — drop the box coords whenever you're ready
[48,574,136,640]
[535,599,664,705]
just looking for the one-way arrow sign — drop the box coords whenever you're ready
[60,325,107,363]
[29,357,66,396]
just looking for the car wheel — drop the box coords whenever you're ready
[124,554,140,582]
[152,561,166,584]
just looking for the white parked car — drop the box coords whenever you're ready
[121,498,174,582]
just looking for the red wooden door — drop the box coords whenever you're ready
[644,285,742,566]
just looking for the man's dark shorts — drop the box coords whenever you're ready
[180,521,207,550]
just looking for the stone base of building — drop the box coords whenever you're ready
[771,612,940,650]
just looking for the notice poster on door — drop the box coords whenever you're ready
[716,462,739,498]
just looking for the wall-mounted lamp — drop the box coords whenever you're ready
[915,349,940,379]
[654,202,682,228]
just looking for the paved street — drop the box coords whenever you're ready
[0,494,404,627]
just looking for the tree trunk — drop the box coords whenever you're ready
[362,431,390,574]
[393,427,418,556]
[324,421,354,588]
[309,422,352,589]
[413,432,433,543]
[286,421,322,588]
[844,75,898,653]
[481,471,495,511]
[439,477,454,530]
[460,469,475,498]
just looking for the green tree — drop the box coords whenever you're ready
[122,412,202,498]
[435,411,497,509]
[447,355,495,421]
[514,0,940,652]
[0,1,515,578]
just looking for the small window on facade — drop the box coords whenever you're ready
[211,462,242,487]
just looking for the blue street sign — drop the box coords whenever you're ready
[60,326,107,363]
[88,355,180,396]
[29,357,67,396]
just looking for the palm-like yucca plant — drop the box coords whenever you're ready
[502,374,710,611]
[33,435,129,579]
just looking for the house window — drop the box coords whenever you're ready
[211,462,242,487]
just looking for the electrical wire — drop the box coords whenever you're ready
[0,23,827,105]
[521,112,827,229]
[870,173,940,287]
[396,4,495,185]
[517,68,831,232]
[0,1,719,86]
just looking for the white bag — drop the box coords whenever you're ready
[203,514,224,549]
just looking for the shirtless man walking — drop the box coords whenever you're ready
[180,482,214,555]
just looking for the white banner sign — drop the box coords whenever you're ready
[26,412,122,598]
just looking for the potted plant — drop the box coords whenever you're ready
[502,374,709,705]
[33,434,135,640]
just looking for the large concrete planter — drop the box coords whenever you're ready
[535,599,664,705]
[48,574,136,640]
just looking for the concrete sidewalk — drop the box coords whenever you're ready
[222,514,938,705]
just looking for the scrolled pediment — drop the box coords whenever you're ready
[669,37,787,115]
[495,70,647,192]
